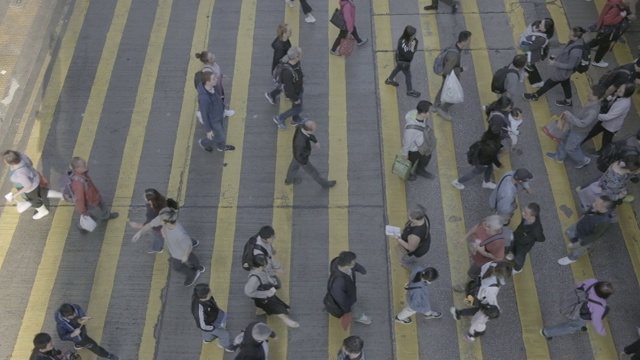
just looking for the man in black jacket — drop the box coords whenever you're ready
[30,333,67,360]
[327,251,371,326]
[234,322,276,360]
[273,47,305,130]
[285,120,336,188]
[510,203,545,273]
[191,284,234,352]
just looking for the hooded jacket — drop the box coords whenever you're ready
[234,322,276,360]
[402,110,435,156]
[550,39,585,82]
[8,153,39,193]
[196,82,224,134]
[404,267,433,313]
[339,0,356,33]
[565,99,602,136]
[54,303,86,343]
[519,23,549,64]
[574,279,608,335]
[328,257,367,313]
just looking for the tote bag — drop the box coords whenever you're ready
[541,115,568,142]
[338,36,356,56]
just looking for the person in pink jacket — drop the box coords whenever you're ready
[330,0,368,55]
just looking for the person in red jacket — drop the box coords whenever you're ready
[69,157,118,231]
[330,0,368,55]
[589,0,631,68]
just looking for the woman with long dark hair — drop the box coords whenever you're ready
[129,189,183,254]
[385,25,420,98]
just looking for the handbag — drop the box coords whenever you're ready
[330,8,346,30]
[338,36,356,56]
[440,70,464,104]
[541,115,568,142]
[392,154,413,180]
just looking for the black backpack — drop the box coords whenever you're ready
[597,67,632,89]
[491,67,519,94]
[597,136,638,172]
[574,43,591,74]
[466,141,482,165]
[241,235,268,271]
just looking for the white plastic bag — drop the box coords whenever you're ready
[79,215,97,232]
[441,70,464,104]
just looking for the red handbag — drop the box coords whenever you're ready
[338,36,356,56]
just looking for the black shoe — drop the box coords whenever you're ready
[285,177,302,185]
[407,174,417,181]
[322,180,337,189]
[73,344,84,350]
[107,355,120,360]
[451,4,459,13]
[76,224,89,234]
[192,239,200,248]
[579,326,588,333]
[522,93,539,101]
[385,79,399,87]
[423,4,438,10]
[198,139,213,152]
[218,145,235,152]
[407,90,421,98]
[540,328,552,340]
[555,99,573,107]
[108,212,119,220]
[185,266,205,286]
[417,171,435,179]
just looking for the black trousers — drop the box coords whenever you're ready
[536,77,572,100]
[580,121,615,151]
[458,307,480,317]
[525,63,542,84]
[76,335,111,358]
[624,338,640,360]
[297,0,312,14]
[588,36,612,63]
[170,252,201,285]
[331,28,363,52]
[408,151,432,174]
[430,0,459,5]
[387,61,414,91]
[24,185,48,208]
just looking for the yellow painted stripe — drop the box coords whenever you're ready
[264,4,300,359]
[140,0,215,359]
[419,13,483,360]
[371,0,418,359]
[82,2,173,360]
[202,0,256,359]
[9,0,132,358]
[327,0,351,353]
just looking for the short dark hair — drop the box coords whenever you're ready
[253,254,269,268]
[33,333,52,350]
[458,30,472,43]
[572,26,586,39]
[481,303,500,319]
[413,267,439,283]
[416,100,432,114]
[202,71,214,85]
[594,281,614,299]
[621,83,636,98]
[635,129,640,141]
[337,251,357,267]
[598,195,615,210]
[527,202,540,217]
[193,283,210,299]
[59,303,76,317]
[342,335,364,353]
[2,150,21,165]
[512,54,527,69]
[258,225,275,239]
[591,84,606,99]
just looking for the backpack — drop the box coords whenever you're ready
[574,43,591,74]
[193,65,215,89]
[597,136,638,172]
[61,170,87,203]
[432,46,460,76]
[559,284,609,320]
[323,273,345,318]
[466,141,482,165]
[405,124,436,156]
[597,67,632,89]
[518,31,548,53]
[465,275,500,306]
[491,67,519,94]
[241,235,269,271]
[272,63,294,84]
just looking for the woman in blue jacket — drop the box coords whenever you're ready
[394,267,442,324]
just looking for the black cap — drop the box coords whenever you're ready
[514,168,533,181]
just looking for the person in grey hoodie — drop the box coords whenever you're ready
[518,18,555,88]
[401,101,436,181]
[489,168,533,225]
[547,85,605,168]
[523,27,587,107]
[196,71,235,152]
[394,267,442,324]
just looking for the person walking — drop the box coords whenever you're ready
[337,336,365,360]
[385,25,421,98]
[547,85,605,168]
[191,283,235,352]
[233,322,276,360]
[324,251,371,328]
[519,18,555,88]
[433,31,472,121]
[588,0,630,68]
[273,47,305,129]
[452,130,503,190]
[244,254,299,328]
[596,58,640,97]
[67,157,119,231]
[401,100,436,181]
[197,72,235,152]
[394,267,441,324]
[490,55,526,99]
[195,50,234,116]
[391,205,432,269]
[265,24,292,106]
[541,279,613,339]
[510,203,545,273]
[128,189,178,254]
[284,0,316,24]
[251,226,285,285]
[489,168,533,225]
[577,157,640,210]
[132,207,204,286]
[557,196,615,265]
[30,333,71,360]
[485,96,514,146]
[330,0,368,56]
[452,302,500,342]
[3,150,61,219]
[285,120,336,188]
[423,0,459,13]
[580,83,635,154]
[621,338,640,359]
[456,215,508,281]
[54,303,119,360]
[523,27,587,107]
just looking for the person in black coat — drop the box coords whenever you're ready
[326,251,371,327]
[510,203,545,273]
[191,283,235,352]
[30,333,66,360]
[265,24,292,105]
[284,121,336,188]
[451,129,503,190]
[273,47,305,129]
[234,322,276,360]
[385,25,421,98]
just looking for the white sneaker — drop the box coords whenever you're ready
[531,81,544,88]
[512,268,522,275]
[285,0,294,7]
[482,181,497,189]
[196,111,203,125]
[16,201,32,213]
[451,179,464,190]
[224,109,235,117]
[591,60,608,68]
[557,257,576,266]
[305,14,316,23]
[47,190,63,199]
[32,206,50,220]
[354,314,371,325]
[505,253,514,261]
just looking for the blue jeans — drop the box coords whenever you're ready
[387,61,413,91]
[543,318,586,337]
[201,121,227,150]
[557,131,588,164]
[151,229,163,252]
[202,327,232,348]
[276,93,303,124]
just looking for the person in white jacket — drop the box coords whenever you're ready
[401,100,436,181]
[581,83,635,154]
